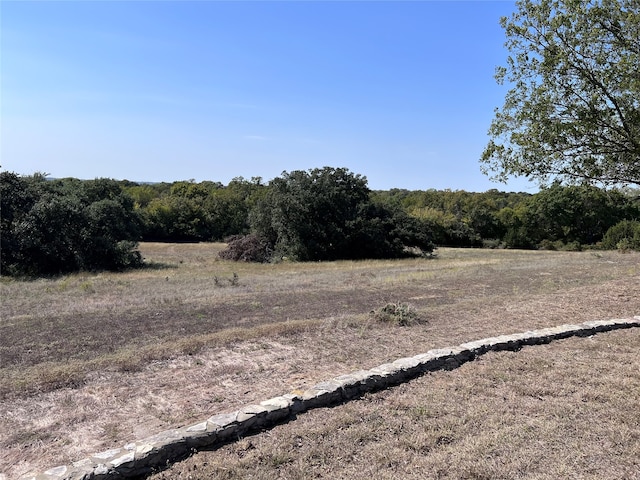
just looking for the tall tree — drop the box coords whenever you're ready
[482,0,640,187]
[250,167,371,261]
[241,167,433,262]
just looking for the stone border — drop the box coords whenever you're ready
[23,316,640,480]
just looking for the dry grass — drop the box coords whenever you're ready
[1,244,639,478]
[150,329,640,480]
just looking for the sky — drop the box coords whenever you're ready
[1,0,537,192]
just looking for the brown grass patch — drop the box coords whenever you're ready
[1,244,639,478]
[150,329,640,480]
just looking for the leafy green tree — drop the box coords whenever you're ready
[1,173,143,276]
[250,167,371,261]
[239,167,433,262]
[410,207,481,247]
[350,200,434,259]
[524,183,636,246]
[1,173,41,271]
[144,195,211,241]
[496,204,535,249]
[601,220,640,250]
[206,177,264,240]
[399,189,532,247]
[13,194,86,274]
[125,184,162,208]
[482,0,640,187]
[136,178,263,242]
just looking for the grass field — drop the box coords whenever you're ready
[1,243,639,478]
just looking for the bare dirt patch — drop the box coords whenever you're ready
[1,245,639,478]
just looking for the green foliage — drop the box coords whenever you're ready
[144,195,210,241]
[6,166,636,276]
[482,0,640,187]
[386,184,638,250]
[348,199,434,259]
[601,220,640,250]
[125,175,639,252]
[131,177,263,242]
[372,302,423,326]
[495,204,535,249]
[524,183,636,247]
[251,167,371,261]
[381,189,530,247]
[0,172,143,276]
[244,167,434,262]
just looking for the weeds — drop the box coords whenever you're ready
[79,281,95,294]
[372,302,423,326]
[214,272,239,287]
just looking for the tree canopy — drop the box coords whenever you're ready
[482,0,640,187]
[240,167,434,261]
[1,173,143,276]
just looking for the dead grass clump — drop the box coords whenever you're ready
[214,272,240,287]
[372,302,424,326]
[218,234,272,263]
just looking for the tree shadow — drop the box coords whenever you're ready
[141,261,178,271]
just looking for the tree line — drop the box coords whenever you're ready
[4,0,640,276]
[377,184,640,250]
[100,170,640,252]
[2,167,639,276]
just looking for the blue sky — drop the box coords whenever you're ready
[1,0,536,192]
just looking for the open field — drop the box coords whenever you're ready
[1,244,639,478]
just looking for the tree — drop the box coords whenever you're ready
[0,173,143,276]
[228,167,434,262]
[250,167,372,261]
[482,0,640,187]
[524,182,636,245]
[205,177,264,240]
[601,219,640,250]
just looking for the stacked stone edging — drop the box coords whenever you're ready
[23,316,640,480]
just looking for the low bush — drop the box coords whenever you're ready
[482,238,504,249]
[218,234,273,262]
[601,220,640,251]
[372,302,424,326]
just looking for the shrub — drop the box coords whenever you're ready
[539,240,582,251]
[537,239,557,251]
[601,220,640,251]
[214,272,239,287]
[1,173,143,276]
[218,234,273,262]
[562,240,583,252]
[482,238,504,249]
[372,302,424,326]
